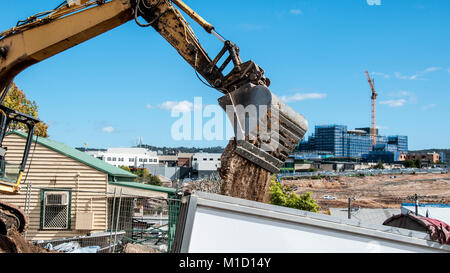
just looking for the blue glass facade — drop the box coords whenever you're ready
[387,136,408,153]
[297,124,408,159]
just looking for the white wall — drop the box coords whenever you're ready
[192,153,221,171]
[86,148,158,167]
[180,193,450,253]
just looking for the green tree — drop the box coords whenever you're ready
[129,167,163,186]
[372,160,385,169]
[150,175,162,186]
[269,180,287,206]
[119,166,131,172]
[414,159,422,168]
[3,82,49,137]
[269,180,320,213]
[403,160,416,168]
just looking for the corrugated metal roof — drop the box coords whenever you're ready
[109,181,176,194]
[9,131,137,180]
[329,208,401,226]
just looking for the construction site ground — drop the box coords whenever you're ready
[282,172,450,214]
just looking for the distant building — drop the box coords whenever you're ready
[192,153,221,179]
[406,152,441,164]
[158,155,178,167]
[297,124,408,161]
[86,147,159,168]
[177,153,194,168]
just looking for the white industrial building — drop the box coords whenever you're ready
[192,153,221,171]
[192,153,221,179]
[86,147,159,168]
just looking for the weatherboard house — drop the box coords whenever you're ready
[0,131,175,242]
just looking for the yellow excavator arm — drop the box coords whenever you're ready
[0,0,309,239]
[0,0,223,94]
[0,0,307,178]
[0,0,271,96]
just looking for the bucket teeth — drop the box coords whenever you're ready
[219,83,308,173]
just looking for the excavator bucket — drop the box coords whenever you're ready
[218,83,308,173]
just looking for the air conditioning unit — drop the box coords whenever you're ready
[44,191,69,206]
[75,212,95,230]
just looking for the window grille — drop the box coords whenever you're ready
[41,190,71,230]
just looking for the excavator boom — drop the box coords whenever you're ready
[0,0,308,242]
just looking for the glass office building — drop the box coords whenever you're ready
[297,125,407,159]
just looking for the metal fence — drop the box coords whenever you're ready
[279,167,448,179]
[17,186,182,253]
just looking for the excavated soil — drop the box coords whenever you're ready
[218,139,272,203]
[0,230,55,253]
[283,173,450,213]
[122,243,161,253]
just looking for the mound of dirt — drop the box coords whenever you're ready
[122,243,161,253]
[0,231,55,253]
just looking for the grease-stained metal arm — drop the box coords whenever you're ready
[0,0,269,100]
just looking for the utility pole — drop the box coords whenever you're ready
[348,197,356,219]
[407,193,426,216]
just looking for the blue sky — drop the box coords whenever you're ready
[1,0,449,150]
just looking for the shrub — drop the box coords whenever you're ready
[269,180,320,213]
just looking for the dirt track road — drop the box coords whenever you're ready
[283,173,450,213]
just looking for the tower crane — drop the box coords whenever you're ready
[365,70,378,147]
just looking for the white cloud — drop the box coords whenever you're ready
[423,67,441,73]
[159,100,194,112]
[290,9,303,15]
[394,67,441,80]
[421,104,437,111]
[280,93,327,103]
[102,126,114,133]
[387,90,417,104]
[371,72,391,79]
[389,91,408,97]
[394,72,418,80]
[379,99,407,107]
[376,125,389,130]
[146,104,155,109]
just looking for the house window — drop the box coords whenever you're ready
[129,158,134,162]
[107,157,112,161]
[40,189,72,230]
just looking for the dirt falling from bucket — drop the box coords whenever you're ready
[218,139,272,203]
